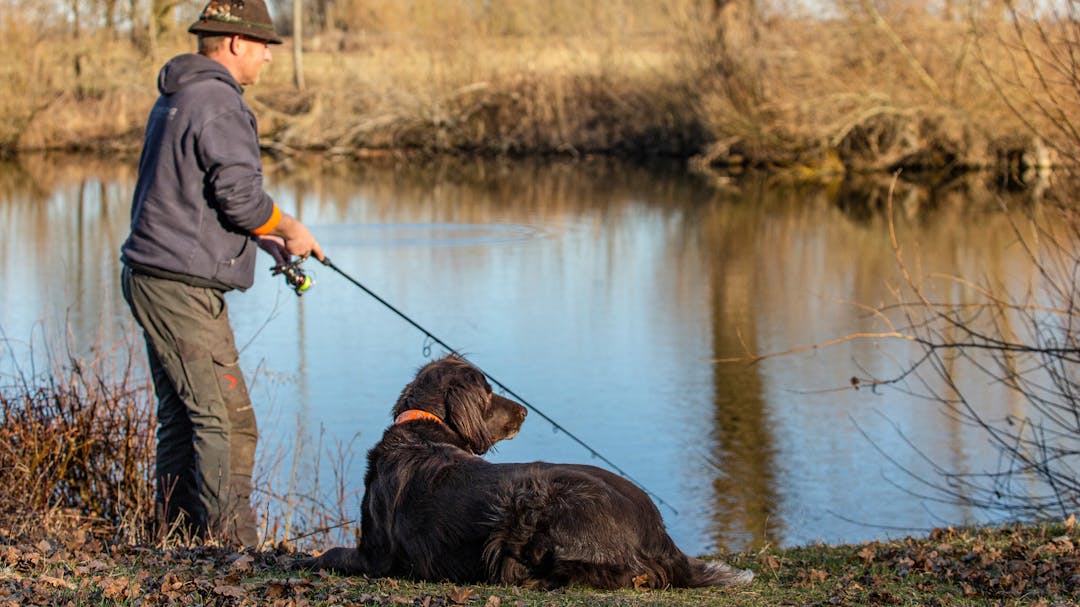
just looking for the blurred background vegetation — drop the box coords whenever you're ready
[0,1,1075,175]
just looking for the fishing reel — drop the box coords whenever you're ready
[271,258,313,296]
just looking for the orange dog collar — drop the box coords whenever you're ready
[394,409,443,425]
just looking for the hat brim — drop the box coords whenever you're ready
[189,20,283,44]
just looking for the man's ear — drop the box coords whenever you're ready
[228,35,242,55]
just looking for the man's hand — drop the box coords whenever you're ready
[257,234,290,266]
[268,214,324,262]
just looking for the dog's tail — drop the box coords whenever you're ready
[684,558,755,587]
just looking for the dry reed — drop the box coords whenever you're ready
[0,1,1072,174]
[0,330,362,551]
[0,337,156,543]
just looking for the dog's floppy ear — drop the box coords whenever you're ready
[391,379,419,419]
[444,366,494,454]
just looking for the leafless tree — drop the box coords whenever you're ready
[294,0,304,89]
[857,178,1080,520]
[861,0,1080,520]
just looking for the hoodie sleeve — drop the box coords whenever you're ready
[197,107,280,234]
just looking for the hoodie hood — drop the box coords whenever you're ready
[157,53,242,96]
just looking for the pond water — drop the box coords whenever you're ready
[0,153,1056,555]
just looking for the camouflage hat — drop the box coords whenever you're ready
[188,0,283,44]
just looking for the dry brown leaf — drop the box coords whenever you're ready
[449,586,475,604]
[160,573,184,590]
[858,545,876,561]
[795,568,828,587]
[101,576,129,599]
[213,583,247,598]
[231,553,255,572]
[0,546,19,565]
[84,558,110,571]
[265,583,286,600]
[37,575,74,590]
[1052,536,1074,552]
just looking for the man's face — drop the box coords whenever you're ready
[233,36,272,85]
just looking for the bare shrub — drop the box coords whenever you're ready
[254,424,365,553]
[0,332,365,550]
[0,339,156,542]
[862,0,1080,518]
[972,0,1080,166]
[851,176,1080,520]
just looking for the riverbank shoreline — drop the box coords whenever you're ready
[0,68,1058,188]
[3,4,1073,185]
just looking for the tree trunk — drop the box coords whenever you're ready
[293,0,305,90]
[323,0,334,33]
[103,0,118,36]
[129,0,140,44]
[153,0,181,36]
[148,0,158,63]
[71,0,82,38]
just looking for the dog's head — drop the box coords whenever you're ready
[392,355,528,454]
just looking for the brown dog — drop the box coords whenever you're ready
[303,355,753,589]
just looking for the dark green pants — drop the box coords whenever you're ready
[121,266,258,546]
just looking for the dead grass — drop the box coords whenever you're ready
[0,2,1074,173]
[0,330,361,552]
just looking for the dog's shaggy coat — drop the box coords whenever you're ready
[304,356,753,589]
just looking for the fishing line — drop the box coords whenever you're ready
[317,256,679,516]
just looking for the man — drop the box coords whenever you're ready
[120,0,321,547]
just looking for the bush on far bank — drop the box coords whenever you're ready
[0,1,1072,180]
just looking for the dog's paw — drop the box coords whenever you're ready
[704,561,755,586]
[727,567,754,585]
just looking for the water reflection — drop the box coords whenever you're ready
[0,153,1060,555]
[0,156,135,363]
[699,189,784,551]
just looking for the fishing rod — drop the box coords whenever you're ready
[275,256,679,515]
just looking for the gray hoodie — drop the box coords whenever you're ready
[121,53,276,291]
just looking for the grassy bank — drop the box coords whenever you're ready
[1,1,1075,177]
[1,520,1077,606]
